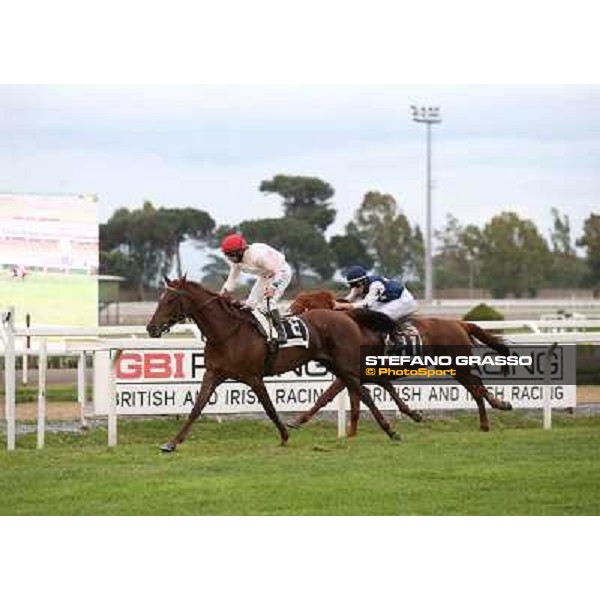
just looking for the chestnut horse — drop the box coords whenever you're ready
[146,277,403,451]
[287,290,513,433]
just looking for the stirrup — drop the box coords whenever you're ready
[383,331,401,356]
[275,325,287,344]
[384,344,397,356]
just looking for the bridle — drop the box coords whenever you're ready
[165,287,241,345]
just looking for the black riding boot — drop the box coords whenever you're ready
[384,329,401,356]
[269,309,287,344]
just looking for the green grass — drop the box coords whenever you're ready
[0,270,97,326]
[1,383,87,403]
[8,384,82,403]
[1,412,599,515]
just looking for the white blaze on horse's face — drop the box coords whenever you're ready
[147,286,186,338]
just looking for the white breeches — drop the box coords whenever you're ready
[246,265,293,311]
[370,288,418,321]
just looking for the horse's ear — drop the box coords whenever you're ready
[163,275,183,295]
[181,273,187,284]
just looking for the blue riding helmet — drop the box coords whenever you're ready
[346,265,368,287]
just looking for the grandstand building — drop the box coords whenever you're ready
[0,193,98,274]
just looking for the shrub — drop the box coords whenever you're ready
[463,303,504,321]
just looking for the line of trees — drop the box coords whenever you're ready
[100,175,600,299]
[434,208,599,297]
[100,201,214,299]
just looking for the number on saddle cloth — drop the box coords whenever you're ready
[388,321,422,358]
[251,310,310,348]
[281,316,310,348]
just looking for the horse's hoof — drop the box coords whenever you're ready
[160,443,177,453]
[389,432,402,443]
[286,421,301,430]
[503,402,513,411]
[480,425,490,432]
[412,412,424,423]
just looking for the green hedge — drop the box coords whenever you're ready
[463,303,504,321]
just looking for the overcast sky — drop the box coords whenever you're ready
[2,85,599,272]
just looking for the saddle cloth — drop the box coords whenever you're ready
[388,319,422,357]
[251,310,310,348]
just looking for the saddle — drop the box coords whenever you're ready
[385,317,422,357]
[251,310,310,348]
[251,310,311,375]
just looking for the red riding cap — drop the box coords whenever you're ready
[221,233,247,253]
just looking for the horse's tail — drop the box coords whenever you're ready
[347,308,396,335]
[461,322,510,376]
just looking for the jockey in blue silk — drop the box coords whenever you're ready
[335,265,417,321]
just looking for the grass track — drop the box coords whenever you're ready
[1,412,599,515]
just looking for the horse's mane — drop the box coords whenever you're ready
[170,278,259,327]
[289,289,396,335]
[293,290,335,310]
[347,308,396,334]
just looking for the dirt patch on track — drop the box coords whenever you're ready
[1,401,83,421]
[577,386,600,403]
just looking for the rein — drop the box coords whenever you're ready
[195,294,220,311]
[171,288,242,346]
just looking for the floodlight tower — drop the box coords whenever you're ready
[411,105,442,303]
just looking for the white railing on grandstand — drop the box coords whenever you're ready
[3,306,600,451]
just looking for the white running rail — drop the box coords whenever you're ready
[3,307,600,451]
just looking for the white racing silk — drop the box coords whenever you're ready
[345,280,417,320]
[221,243,292,310]
[344,280,386,309]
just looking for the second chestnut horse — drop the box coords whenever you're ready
[288,290,513,434]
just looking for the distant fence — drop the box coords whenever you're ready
[423,299,600,319]
[101,298,600,325]
[3,306,600,451]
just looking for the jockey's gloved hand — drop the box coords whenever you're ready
[231,299,251,311]
[334,301,352,310]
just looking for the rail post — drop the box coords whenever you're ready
[37,338,47,449]
[3,307,17,451]
[107,349,120,447]
[337,389,348,439]
[77,351,88,429]
[23,313,30,385]
[543,342,558,430]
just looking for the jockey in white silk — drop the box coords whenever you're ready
[219,233,292,342]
